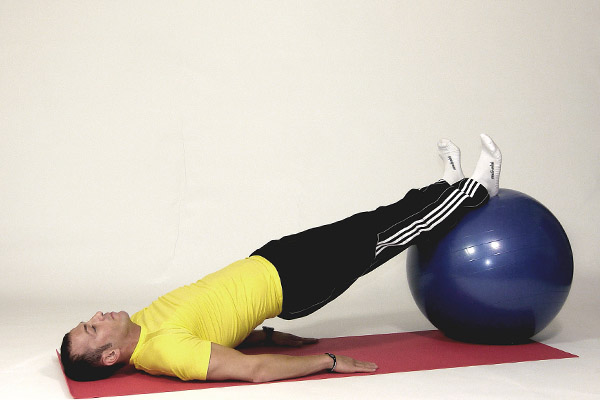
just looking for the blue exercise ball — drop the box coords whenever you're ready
[406,189,573,344]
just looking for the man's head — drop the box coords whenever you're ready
[60,311,139,381]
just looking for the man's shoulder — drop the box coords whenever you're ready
[131,326,213,381]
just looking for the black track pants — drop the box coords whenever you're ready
[251,178,489,320]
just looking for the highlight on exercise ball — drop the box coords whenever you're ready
[406,189,573,344]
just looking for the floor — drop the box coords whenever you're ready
[2,279,599,400]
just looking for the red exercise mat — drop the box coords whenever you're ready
[57,330,577,399]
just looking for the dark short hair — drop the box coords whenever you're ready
[60,332,124,381]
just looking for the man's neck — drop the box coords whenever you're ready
[123,322,142,362]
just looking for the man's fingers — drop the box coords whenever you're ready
[334,355,378,373]
[286,338,303,347]
[349,358,378,372]
[277,333,319,347]
[354,360,378,372]
[287,337,318,347]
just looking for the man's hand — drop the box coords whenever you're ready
[271,331,318,347]
[237,329,318,348]
[330,354,378,374]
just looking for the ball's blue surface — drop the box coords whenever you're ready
[407,189,573,344]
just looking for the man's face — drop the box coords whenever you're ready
[69,311,134,358]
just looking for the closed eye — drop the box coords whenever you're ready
[82,323,97,335]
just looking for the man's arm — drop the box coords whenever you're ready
[206,342,378,383]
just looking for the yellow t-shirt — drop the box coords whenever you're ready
[129,255,283,381]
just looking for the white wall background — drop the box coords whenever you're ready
[1,1,598,339]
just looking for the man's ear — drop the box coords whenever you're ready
[101,348,121,366]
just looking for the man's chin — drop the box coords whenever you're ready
[112,311,131,321]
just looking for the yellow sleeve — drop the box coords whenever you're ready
[132,328,212,381]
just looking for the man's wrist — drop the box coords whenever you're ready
[324,353,337,372]
[262,326,274,345]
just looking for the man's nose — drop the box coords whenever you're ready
[91,311,104,321]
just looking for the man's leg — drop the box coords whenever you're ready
[253,135,501,320]
[252,178,488,319]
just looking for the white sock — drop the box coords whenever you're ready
[471,134,502,196]
[437,138,464,184]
